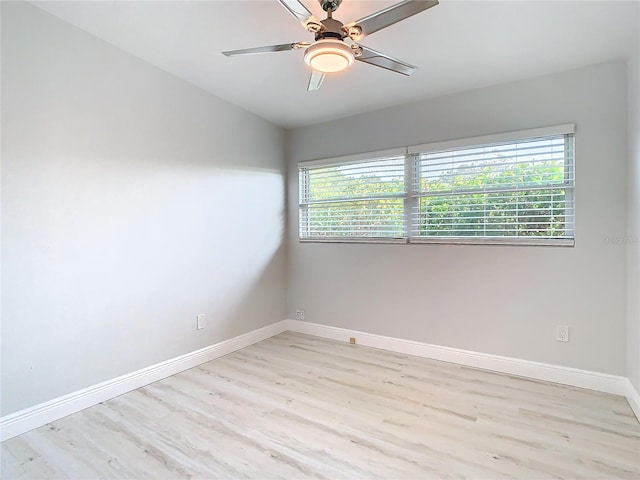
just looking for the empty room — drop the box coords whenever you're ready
[1,0,640,478]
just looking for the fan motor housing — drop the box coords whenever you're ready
[317,17,346,40]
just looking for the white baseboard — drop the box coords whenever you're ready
[286,320,636,414]
[0,320,288,442]
[3,318,638,442]
[625,379,640,420]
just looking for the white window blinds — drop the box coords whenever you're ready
[410,132,574,242]
[298,125,575,245]
[299,153,407,241]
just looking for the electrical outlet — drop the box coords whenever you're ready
[556,325,569,342]
[295,309,305,320]
[349,337,356,345]
[197,314,206,330]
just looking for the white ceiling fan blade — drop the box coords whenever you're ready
[222,42,308,56]
[307,71,325,91]
[356,45,416,76]
[347,0,438,39]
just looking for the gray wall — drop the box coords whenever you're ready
[628,52,640,392]
[286,61,629,375]
[1,2,286,416]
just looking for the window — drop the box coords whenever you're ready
[299,125,575,246]
[409,127,574,244]
[299,150,407,241]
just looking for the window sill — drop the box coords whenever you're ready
[299,237,407,244]
[410,237,575,247]
[299,237,575,247]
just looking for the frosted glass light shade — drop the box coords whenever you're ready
[304,39,355,73]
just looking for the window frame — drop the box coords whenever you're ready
[298,124,575,246]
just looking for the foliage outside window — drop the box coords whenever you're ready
[299,153,406,240]
[299,125,575,246]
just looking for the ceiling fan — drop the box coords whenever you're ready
[222,0,439,91]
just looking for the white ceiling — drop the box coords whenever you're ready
[32,0,639,129]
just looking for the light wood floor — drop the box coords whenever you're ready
[2,332,639,479]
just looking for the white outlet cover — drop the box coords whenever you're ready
[197,314,206,330]
[556,325,569,342]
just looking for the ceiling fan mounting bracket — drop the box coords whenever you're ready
[319,0,342,12]
[350,43,363,57]
[304,20,323,33]
[291,41,311,50]
[344,24,362,41]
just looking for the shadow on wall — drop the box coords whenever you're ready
[1,160,285,416]
[1,0,288,417]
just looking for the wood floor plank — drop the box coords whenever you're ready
[2,332,639,479]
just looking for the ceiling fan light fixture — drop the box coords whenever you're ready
[304,39,354,73]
